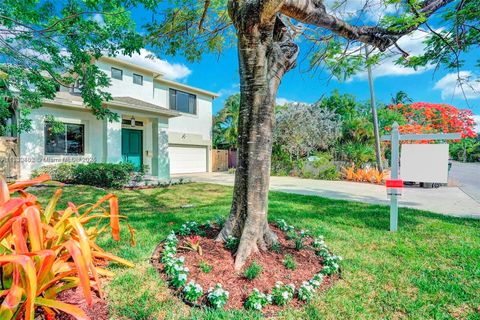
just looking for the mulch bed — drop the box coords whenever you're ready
[152,225,338,314]
[55,286,109,320]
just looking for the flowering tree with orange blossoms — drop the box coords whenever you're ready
[386,102,478,140]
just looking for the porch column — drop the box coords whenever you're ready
[152,117,170,179]
[103,115,122,163]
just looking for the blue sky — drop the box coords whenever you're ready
[127,4,480,130]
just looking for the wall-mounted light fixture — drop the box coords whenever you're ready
[130,116,136,127]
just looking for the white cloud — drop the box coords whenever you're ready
[353,29,434,80]
[433,71,480,100]
[116,49,191,81]
[276,97,292,105]
[216,83,239,97]
[473,115,480,133]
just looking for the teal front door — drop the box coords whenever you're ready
[122,129,143,170]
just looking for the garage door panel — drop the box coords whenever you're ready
[169,146,207,174]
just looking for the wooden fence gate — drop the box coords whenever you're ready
[212,149,228,172]
[0,137,19,180]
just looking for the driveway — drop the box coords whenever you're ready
[448,161,480,204]
[174,172,480,219]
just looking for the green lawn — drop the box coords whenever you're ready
[31,183,480,320]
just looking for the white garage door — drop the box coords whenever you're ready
[169,146,207,174]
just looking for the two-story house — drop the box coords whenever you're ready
[18,56,218,179]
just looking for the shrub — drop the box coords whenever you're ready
[224,235,240,252]
[199,260,213,273]
[31,163,78,183]
[298,281,315,301]
[309,273,324,289]
[74,162,135,188]
[294,229,309,250]
[275,218,293,232]
[178,221,200,236]
[32,162,135,188]
[164,256,187,278]
[183,281,203,302]
[244,289,272,310]
[321,254,342,275]
[214,215,226,228]
[0,174,134,319]
[270,241,281,253]
[303,152,340,180]
[243,261,262,280]
[170,268,189,288]
[283,254,296,270]
[207,284,229,309]
[286,229,297,240]
[271,282,295,305]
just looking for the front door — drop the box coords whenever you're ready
[121,129,143,170]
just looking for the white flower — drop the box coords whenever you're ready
[254,302,262,310]
[178,273,187,281]
[282,291,289,300]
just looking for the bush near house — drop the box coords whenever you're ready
[32,162,136,188]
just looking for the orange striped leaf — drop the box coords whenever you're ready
[63,240,93,306]
[109,196,120,241]
[8,173,51,193]
[35,297,89,320]
[24,207,44,252]
[0,255,37,320]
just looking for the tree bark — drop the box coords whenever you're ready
[217,2,299,270]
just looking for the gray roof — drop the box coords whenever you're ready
[44,92,180,118]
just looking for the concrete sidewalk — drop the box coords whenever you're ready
[174,172,480,219]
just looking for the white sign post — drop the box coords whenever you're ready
[381,122,461,232]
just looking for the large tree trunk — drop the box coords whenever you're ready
[217,3,299,270]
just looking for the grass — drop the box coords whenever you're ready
[30,183,480,319]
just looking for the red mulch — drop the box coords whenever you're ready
[55,284,109,320]
[152,225,338,314]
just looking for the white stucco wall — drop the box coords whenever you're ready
[96,60,155,104]
[153,82,213,142]
[19,106,104,179]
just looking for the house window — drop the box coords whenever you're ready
[111,67,123,80]
[169,89,197,114]
[45,123,84,155]
[133,73,143,85]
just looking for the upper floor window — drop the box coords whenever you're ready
[169,89,196,115]
[133,73,143,85]
[45,122,84,155]
[111,67,123,80]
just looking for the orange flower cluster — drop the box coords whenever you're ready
[387,102,478,141]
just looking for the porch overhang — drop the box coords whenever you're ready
[43,93,180,118]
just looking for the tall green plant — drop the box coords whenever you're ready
[213,94,240,149]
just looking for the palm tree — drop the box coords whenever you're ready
[391,91,413,105]
[213,94,240,150]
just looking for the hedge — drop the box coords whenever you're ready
[32,162,136,188]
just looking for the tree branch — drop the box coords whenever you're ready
[280,0,455,51]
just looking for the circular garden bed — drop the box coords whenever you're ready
[151,219,342,314]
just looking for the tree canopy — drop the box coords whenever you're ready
[0,0,151,133]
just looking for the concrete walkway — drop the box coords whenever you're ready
[174,172,480,219]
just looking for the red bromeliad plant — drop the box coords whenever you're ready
[0,174,135,320]
[387,102,477,141]
[180,235,202,256]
